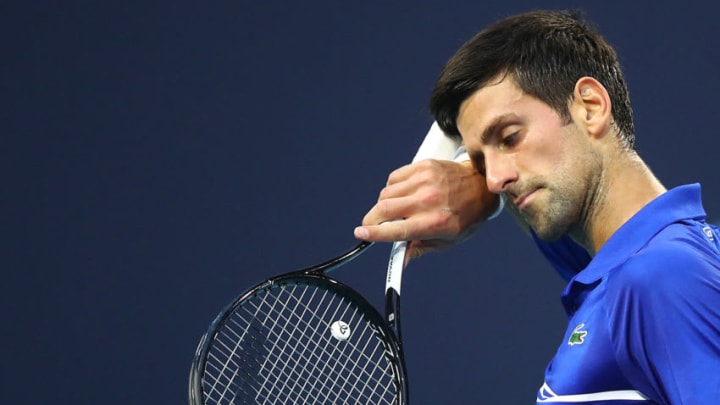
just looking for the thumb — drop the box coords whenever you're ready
[403,241,425,268]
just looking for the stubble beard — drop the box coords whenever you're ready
[523,151,603,245]
[522,181,581,242]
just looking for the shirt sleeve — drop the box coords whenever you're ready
[531,230,591,281]
[604,243,720,404]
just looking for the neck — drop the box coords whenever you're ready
[571,149,666,255]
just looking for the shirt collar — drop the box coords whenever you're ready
[562,183,706,296]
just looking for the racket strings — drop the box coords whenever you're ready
[259,289,357,404]
[201,282,399,404]
[207,287,392,405]
[265,292,388,405]
[204,303,268,402]
[228,286,394,404]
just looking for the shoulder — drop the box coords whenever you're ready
[604,221,720,304]
[598,223,720,403]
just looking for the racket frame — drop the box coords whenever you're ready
[189,121,461,404]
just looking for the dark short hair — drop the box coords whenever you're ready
[429,10,635,149]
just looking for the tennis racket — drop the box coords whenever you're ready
[188,122,460,405]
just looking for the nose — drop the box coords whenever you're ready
[484,152,517,194]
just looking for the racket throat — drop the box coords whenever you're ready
[385,288,403,348]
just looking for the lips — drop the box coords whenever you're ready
[513,188,539,211]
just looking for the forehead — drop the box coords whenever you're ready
[457,78,524,133]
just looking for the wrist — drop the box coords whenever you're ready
[455,147,505,221]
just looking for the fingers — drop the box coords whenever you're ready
[385,163,416,186]
[355,209,455,242]
[354,220,413,242]
[363,161,452,228]
[377,177,417,202]
[384,160,446,192]
[356,159,494,247]
[361,194,417,229]
[403,246,417,268]
[376,162,435,204]
[403,239,450,266]
[404,240,424,265]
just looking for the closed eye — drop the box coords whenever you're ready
[500,131,520,150]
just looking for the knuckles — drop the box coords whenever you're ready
[425,209,460,237]
[418,188,443,208]
[378,185,392,201]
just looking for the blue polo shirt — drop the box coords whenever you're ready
[532,184,720,404]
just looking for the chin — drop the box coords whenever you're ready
[530,219,567,242]
[533,228,566,242]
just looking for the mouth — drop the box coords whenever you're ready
[513,188,540,211]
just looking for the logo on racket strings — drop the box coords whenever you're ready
[330,320,351,341]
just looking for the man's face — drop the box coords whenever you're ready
[457,76,601,241]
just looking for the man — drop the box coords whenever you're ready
[354,10,720,404]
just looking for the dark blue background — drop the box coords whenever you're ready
[3,1,719,403]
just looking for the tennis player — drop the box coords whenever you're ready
[355,10,720,404]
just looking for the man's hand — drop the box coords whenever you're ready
[354,159,500,260]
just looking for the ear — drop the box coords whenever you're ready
[570,77,613,138]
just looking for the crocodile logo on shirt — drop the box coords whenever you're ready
[568,323,588,346]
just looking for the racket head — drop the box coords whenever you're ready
[189,273,408,405]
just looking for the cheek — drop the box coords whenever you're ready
[540,126,587,173]
[524,136,568,175]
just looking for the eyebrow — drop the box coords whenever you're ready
[480,113,520,144]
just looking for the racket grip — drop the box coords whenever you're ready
[386,240,406,293]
